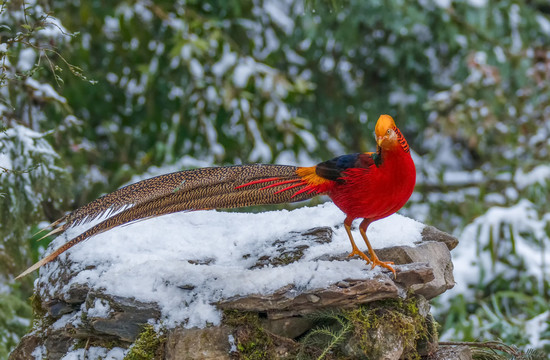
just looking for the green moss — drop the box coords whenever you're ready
[299,296,436,360]
[223,310,275,360]
[345,297,431,360]
[30,292,46,320]
[29,292,57,330]
[123,325,165,360]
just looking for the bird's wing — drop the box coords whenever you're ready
[314,152,377,182]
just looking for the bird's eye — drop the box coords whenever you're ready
[386,129,391,135]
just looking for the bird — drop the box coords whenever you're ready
[16,114,415,279]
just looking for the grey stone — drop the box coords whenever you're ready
[377,241,455,299]
[164,326,233,360]
[344,323,405,360]
[260,316,313,339]
[46,300,76,317]
[217,274,401,315]
[86,292,161,342]
[430,345,473,360]
[420,225,459,250]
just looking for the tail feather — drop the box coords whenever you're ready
[33,217,67,240]
[18,164,322,278]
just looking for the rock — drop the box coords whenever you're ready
[164,326,233,360]
[86,292,161,342]
[9,333,43,360]
[11,224,458,359]
[420,225,459,250]
[377,241,455,299]
[217,275,400,315]
[348,323,407,360]
[429,345,473,360]
[260,316,313,339]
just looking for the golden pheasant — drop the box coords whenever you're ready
[17,114,415,279]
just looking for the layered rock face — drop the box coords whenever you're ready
[10,208,465,359]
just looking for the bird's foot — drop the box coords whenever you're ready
[347,248,372,265]
[369,258,396,278]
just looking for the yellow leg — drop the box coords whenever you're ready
[344,218,371,265]
[359,219,396,277]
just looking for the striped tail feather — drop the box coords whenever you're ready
[16,164,320,279]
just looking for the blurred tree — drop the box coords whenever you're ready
[0,1,78,356]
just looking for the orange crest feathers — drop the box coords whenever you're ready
[374,114,396,138]
[374,114,409,153]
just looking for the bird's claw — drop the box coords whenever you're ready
[347,248,371,264]
[347,248,397,278]
[370,259,397,278]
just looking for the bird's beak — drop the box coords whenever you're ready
[376,136,384,147]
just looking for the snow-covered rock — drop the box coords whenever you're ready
[10,203,458,360]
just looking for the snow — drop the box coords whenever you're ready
[449,199,550,295]
[264,0,294,35]
[525,311,550,348]
[514,165,550,190]
[25,78,67,104]
[87,298,112,318]
[247,119,272,161]
[467,0,487,7]
[537,15,550,35]
[509,4,522,53]
[212,48,237,77]
[38,203,424,329]
[189,58,204,79]
[60,346,127,360]
[0,152,11,170]
[17,48,37,71]
[233,58,256,88]
[32,345,47,360]
[36,16,70,39]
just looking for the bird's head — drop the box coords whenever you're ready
[374,114,399,150]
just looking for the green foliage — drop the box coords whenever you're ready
[0,291,32,360]
[299,310,352,360]
[0,0,80,356]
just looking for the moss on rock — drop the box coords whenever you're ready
[297,295,436,359]
[124,325,165,360]
[223,310,276,359]
[345,297,431,359]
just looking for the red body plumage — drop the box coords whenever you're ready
[328,146,416,222]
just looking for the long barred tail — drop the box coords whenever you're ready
[16,164,321,279]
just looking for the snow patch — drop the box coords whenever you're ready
[38,203,424,329]
[17,48,36,71]
[25,78,67,104]
[264,0,294,35]
[525,311,550,348]
[514,165,550,189]
[60,346,127,360]
[87,298,112,318]
[233,58,256,88]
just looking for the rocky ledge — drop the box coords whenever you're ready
[10,220,467,360]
